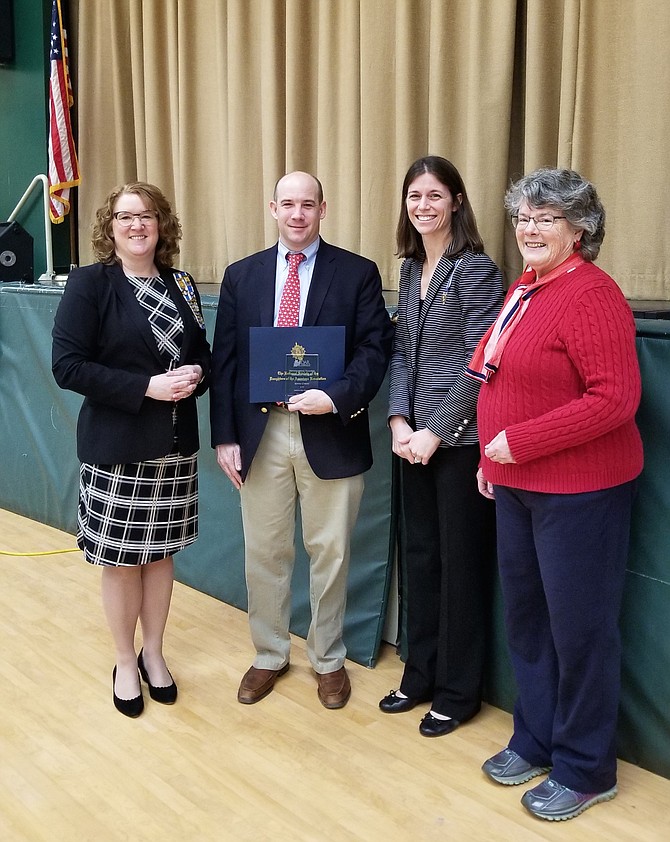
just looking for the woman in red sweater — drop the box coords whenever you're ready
[470,168,643,821]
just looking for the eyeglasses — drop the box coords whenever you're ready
[113,211,158,227]
[511,214,566,231]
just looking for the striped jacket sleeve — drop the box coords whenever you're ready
[388,258,413,421]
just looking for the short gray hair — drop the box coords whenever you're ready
[504,168,605,261]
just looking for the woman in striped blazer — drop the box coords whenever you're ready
[379,156,504,737]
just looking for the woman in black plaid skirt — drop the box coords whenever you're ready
[52,183,211,717]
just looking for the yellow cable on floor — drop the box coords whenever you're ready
[0,548,80,556]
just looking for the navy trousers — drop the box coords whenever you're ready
[399,444,496,719]
[494,481,636,793]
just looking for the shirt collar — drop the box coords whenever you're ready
[278,236,320,263]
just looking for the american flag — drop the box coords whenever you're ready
[48,0,80,223]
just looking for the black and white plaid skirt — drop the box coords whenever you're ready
[77,453,198,566]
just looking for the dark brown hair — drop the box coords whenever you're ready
[91,182,182,268]
[396,156,484,259]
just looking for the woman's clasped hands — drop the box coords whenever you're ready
[146,364,203,402]
[389,415,441,465]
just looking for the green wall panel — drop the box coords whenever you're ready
[1,283,669,779]
[0,286,394,668]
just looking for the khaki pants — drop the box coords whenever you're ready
[240,406,364,673]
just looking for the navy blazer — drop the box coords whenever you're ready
[52,261,211,464]
[209,239,393,480]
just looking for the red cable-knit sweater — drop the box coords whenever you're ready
[477,260,644,493]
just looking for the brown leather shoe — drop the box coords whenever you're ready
[316,666,351,709]
[237,663,289,704]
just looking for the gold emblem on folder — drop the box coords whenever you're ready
[291,342,306,363]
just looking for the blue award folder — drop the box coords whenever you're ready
[249,325,346,403]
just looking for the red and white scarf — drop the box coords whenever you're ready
[466,254,584,383]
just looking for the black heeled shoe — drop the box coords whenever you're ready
[138,649,178,704]
[112,666,144,718]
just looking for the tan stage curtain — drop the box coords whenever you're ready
[518,0,670,298]
[74,0,670,299]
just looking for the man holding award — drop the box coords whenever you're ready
[210,171,393,708]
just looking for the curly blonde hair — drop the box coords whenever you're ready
[91,182,182,268]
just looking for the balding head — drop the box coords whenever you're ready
[273,171,324,205]
[270,171,327,252]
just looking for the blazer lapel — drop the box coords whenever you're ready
[163,269,201,362]
[303,239,335,325]
[107,263,165,367]
[256,246,279,326]
[420,252,456,329]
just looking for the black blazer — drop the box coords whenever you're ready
[52,261,211,464]
[209,239,393,480]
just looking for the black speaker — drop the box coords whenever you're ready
[0,0,14,65]
[0,222,34,283]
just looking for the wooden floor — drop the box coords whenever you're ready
[1,509,668,841]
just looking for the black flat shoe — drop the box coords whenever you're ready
[138,649,178,704]
[419,712,460,737]
[379,689,423,714]
[112,667,144,718]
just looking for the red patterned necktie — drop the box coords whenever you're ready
[277,252,306,327]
